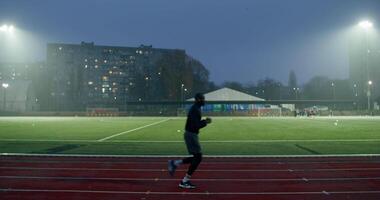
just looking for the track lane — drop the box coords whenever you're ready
[1,155,379,200]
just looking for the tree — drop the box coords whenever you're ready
[221,81,246,92]
[303,76,333,100]
[155,51,187,101]
[303,76,353,100]
[186,57,212,98]
[154,53,213,101]
[256,78,283,100]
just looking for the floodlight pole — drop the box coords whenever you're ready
[367,81,372,111]
[2,89,5,111]
[181,83,184,108]
[2,83,9,111]
[331,82,336,110]
[293,87,299,100]
[358,20,373,111]
[365,32,370,111]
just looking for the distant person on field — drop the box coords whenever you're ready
[168,93,212,189]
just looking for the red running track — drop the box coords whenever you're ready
[0,155,380,200]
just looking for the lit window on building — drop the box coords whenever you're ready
[84,65,88,68]
[158,72,161,75]
[102,88,106,93]
[145,77,149,80]
[139,50,143,54]
[88,81,93,85]
[95,65,98,69]
[109,70,113,74]
[84,59,88,62]
[104,60,107,63]
[112,82,117,86]
[95,59,98,62]
[114,96,117,100]
[129,82,133,86]
[136,50,139,54]
[59,47,62,50]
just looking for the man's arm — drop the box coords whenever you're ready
[198,119,208,129]
[188,107,207,130]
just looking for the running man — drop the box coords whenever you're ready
[168,93,212,189]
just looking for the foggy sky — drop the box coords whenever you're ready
[0,0,379,84]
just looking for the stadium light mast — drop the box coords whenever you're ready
[358,20,373,111]
[358,20,373,29]
[181,83,185,108]
[293,87,300,100]
[0,24,15,34]
[367,80,373,111]
[2,83,9,111]
[331,82,336,100]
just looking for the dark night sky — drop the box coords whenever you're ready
[0,0,379,84]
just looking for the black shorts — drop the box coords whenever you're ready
[184,131,202,154]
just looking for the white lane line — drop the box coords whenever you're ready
[0,139,96,142]
[1,188,380,195]
[1,166,380,172]
[322,190,330,195]
[97,119,171,142]
[1,176,380,182]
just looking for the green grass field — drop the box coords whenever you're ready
[1,116,380,155]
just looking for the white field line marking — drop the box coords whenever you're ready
[1,175,380,182]
[1,166,380,172]
[0,139,96,142]
[1,188,380,195]
[97,119,170,142]
[1,139,380,143]
[1,153,380,158]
